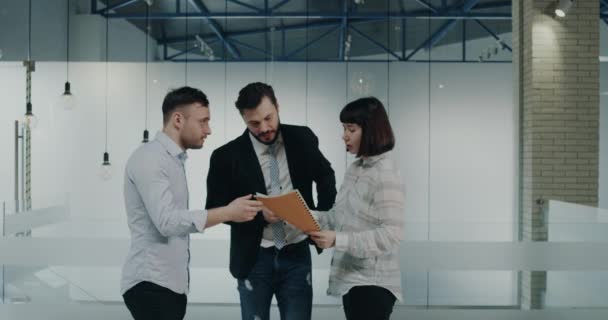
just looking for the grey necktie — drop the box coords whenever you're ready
[268,143,286,249]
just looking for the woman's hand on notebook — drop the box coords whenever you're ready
[308,230,336,249]
[262,206,282,224]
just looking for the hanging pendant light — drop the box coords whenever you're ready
[142,129,149,143]
[24,102,38,129]
[59,0,76,110]
[99,14,112,181]
[99,151,112,180]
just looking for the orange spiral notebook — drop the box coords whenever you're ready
[255,190,321,232]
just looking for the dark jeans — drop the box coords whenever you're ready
[237,240,313,320]
[342,285,397,320]
[123,281,187,320]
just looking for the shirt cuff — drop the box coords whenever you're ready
[191,210,207,233]
[334,231,349,251]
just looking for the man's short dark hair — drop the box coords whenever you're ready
[162,86,209,124]
[235,82,278,114]
[340,97,395,157]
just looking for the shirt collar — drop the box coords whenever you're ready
[249,131,284,156]
[356,151,390,168]
[155,131,188,162]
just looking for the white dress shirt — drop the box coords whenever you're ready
[249,132,308,248]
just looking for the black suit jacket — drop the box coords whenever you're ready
[205,124,337,279]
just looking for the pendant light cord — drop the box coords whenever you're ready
[184,4,188,85]
[66,0,70,81]
[104,15,109,152]
[144,3,149,131]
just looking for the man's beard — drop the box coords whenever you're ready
[250,121,281,145]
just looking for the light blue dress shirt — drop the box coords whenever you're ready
[121,131,207,295]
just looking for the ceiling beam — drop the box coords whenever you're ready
[102,12,511,20]
[95,0,140,14]
[187,0,241,59]
[227,0,263,12]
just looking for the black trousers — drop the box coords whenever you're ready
[342,285,397,320]
[123,281,187,320]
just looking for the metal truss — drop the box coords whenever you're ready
[90,0,608,63]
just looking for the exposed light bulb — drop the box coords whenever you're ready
[351,71,372,96]
[24,102,38,129]
[59,81,76,110]
[99,152,113,181]
[24,114,38,129]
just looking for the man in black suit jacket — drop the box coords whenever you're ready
[206,82,336,320]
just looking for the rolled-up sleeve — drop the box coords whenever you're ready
[313,208,338,231]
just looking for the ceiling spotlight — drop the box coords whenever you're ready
[497,39,508,51]
[344,33,352,61]
[195,35,206,51]
[195,34,215,60]
[555,0,573,18]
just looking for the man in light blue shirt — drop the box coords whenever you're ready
[121,87,263,320]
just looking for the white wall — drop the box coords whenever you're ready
[0,59,516,306]
[0,0,157,62]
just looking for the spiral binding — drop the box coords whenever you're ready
[295,190,320,231]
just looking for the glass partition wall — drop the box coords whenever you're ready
[0,0,606,319]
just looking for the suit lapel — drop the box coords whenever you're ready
[281,125,301,189]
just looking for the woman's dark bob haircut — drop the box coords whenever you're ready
[340,97,395,157]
